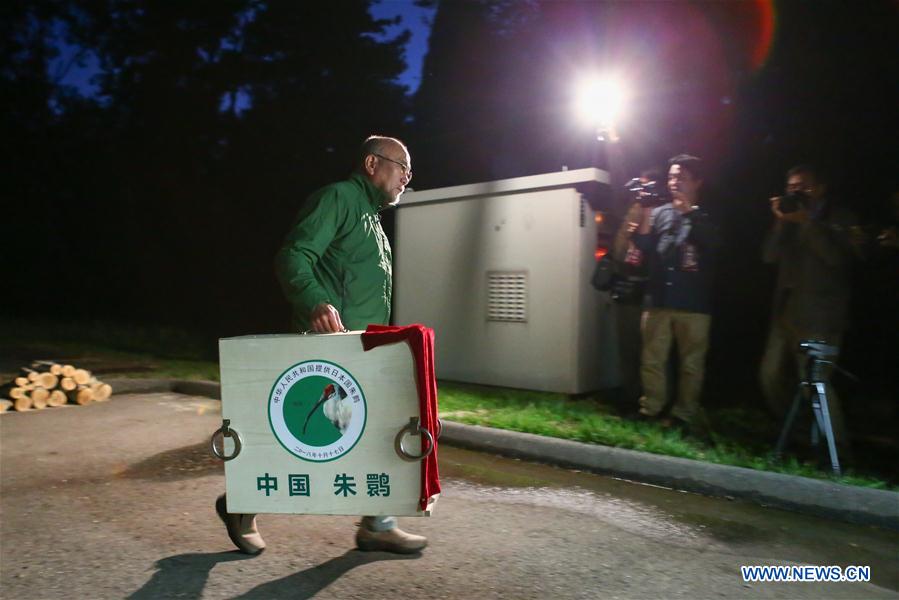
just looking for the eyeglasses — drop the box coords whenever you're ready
[372,153,412,179]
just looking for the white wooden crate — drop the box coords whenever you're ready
[217,332,429,516]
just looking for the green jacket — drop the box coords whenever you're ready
[275,173,392,331]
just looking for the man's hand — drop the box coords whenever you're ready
[770,196,809,224]
[623,207,653,235]
[672,195,695,214]
[621,202,642,236]
[638,205,654,234]
[310,303,345,333]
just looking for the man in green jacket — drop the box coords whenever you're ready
[217,135,426,555]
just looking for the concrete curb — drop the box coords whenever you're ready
[107,378,899,531]
[440,422,899,531]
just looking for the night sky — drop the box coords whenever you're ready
[51,0,437,101]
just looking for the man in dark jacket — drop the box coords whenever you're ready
[628,155,719,431]
[610,170,660,405]
[759,165,858,448]
[217,136,426,556]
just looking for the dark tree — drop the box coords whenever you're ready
[2,1,412,340]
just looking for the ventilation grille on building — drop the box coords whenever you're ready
[487,271,527,322]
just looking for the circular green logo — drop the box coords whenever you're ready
[268,360,366,462]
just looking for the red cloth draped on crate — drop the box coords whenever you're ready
[361,324,441,511]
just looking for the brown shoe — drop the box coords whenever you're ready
[356,524,427,554]
[215,494,265,555]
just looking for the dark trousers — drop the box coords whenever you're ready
[759,315,847,445]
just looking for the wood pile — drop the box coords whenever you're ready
[0,361,113,412]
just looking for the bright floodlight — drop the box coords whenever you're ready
[574,76,626,131]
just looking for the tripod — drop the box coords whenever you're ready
[774,341,846,476]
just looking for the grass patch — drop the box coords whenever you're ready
[144,358,220,381]
[0,317,212,360]
[0,339,219,383]
[438,381,896,491]
[1,322,892,492]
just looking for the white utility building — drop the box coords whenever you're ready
[394,168,616,394]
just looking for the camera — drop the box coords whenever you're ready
[625,177,668,207]
[778,190,808,214]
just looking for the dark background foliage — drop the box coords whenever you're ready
[2,1,897,419]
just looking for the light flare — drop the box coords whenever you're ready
[574,75,627,131]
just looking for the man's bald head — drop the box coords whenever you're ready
[358,135,411,207]
[358,136,408,169]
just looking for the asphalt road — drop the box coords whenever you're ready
[1,393,896,599]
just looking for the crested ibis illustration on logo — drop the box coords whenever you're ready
[268,360,367,462]
[303,383,352,435]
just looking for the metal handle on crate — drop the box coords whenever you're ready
[211,419,243,461]
[394,417,435,462]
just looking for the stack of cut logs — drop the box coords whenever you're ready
[0,361,113,412]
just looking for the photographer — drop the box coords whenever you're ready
[759,165,859,450]
[610,170,662,404]
[628,155,719,435]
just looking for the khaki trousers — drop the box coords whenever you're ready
[639,308,711,423]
